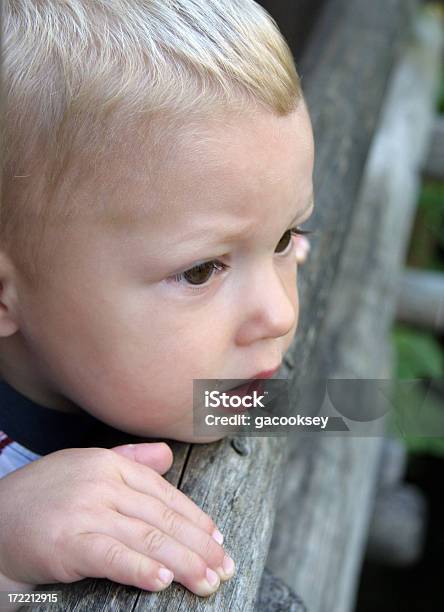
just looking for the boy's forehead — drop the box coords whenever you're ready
[95,105,313,230]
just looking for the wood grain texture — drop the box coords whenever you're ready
[266,5,443,612]
[423,116,444,181]
[396,268,444,332]
[283,0,418,380]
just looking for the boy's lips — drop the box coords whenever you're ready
[211,365,281,413]
[223,378,266,413]
[252,366,280,379]
[222,364,281,413]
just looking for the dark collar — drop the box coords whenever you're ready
[0,379,160,455]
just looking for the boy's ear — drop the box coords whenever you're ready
[0,251,20,337]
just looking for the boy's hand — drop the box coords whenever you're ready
[0,443,234,598]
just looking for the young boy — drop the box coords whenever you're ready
[0,0,314,603]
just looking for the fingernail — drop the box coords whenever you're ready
[212,528,224,545]
[216,554,236,581]
[206,567,219,587]
[158,567,174,584]
[223,555,235,577]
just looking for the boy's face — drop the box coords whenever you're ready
[7,100,314,443]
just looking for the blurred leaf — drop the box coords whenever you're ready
[392,324,444,379]
[406,180,444,270]
[438,64,444,114]
[391,59,444,456]
[391,325,444,456]
[387,382,444,457]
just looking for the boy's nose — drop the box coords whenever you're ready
[234,265,298,346]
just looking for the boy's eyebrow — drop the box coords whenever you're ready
[105,193,315,234]
[175,193,316,250]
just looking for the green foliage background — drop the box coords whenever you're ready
[390,67,444,456]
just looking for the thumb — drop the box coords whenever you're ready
[111,442,174,474]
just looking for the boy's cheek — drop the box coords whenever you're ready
[283,314,299,355]
[91,381,194,432]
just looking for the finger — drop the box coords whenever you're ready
[111,443,173,475]
[111,487,234,581]
[72,532,174,593]
[96,509,224,597]
[117,459,223,543]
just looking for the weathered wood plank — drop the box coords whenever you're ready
[255,568,308,612]
[283,0,419,375]
[266,5,443,612]
[131,437,289,611]
[396,268,444,332]
[365,483,428,566]
[422,116,444,181]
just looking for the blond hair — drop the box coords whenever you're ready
[1,0,303,287]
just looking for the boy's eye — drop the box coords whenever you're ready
[275,229,293,254]
[171,260,227,287]
[275,226,314,255]
[167,225,315,292]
